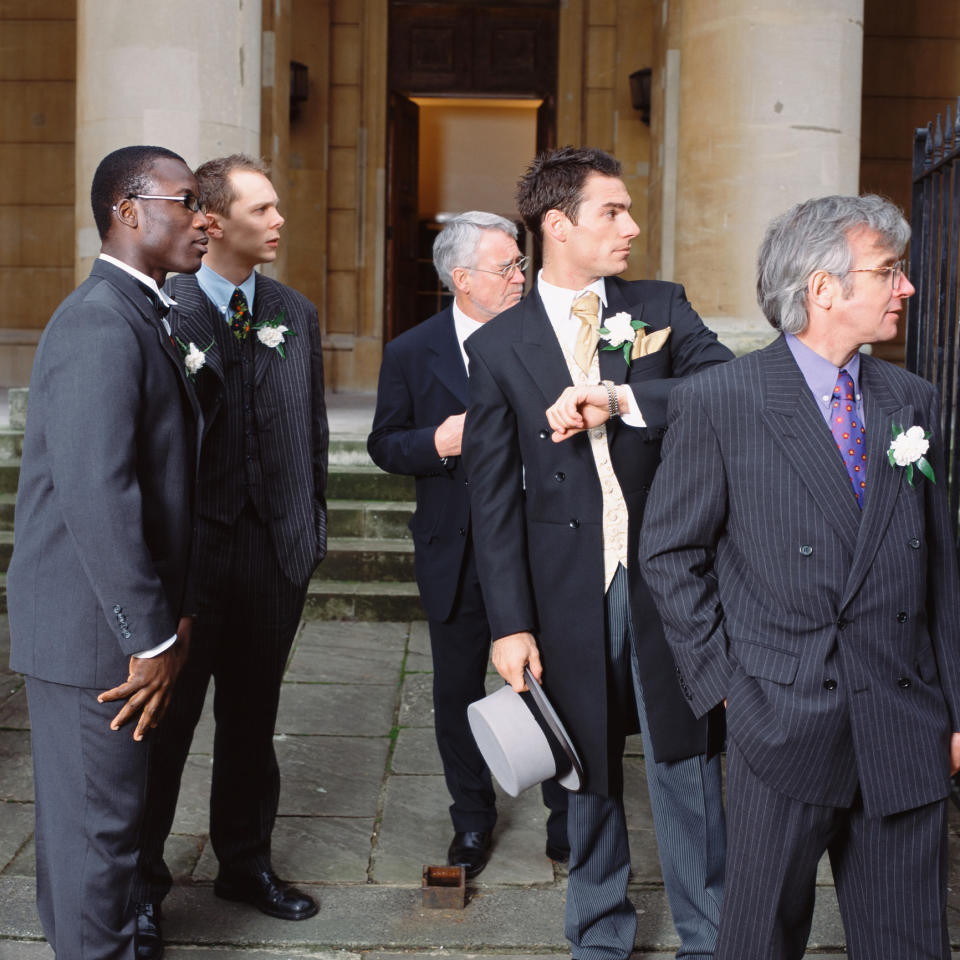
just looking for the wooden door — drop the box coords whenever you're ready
[386,92,420,341]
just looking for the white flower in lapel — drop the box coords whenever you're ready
[174,337,213,381]
[253,309,297,360]
[887,422,935,485]
[599,311,648,365]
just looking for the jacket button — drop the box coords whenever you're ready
[897,676,912,689]
[837,618,848,630]
[539,429,549,440]
[908,538,921,549]
[554,471,565,482]
[569,518,580,529]
[896,611,908,623]
[458,527,466,536]
[113,604,122,614]
[823,678,837,691]
[464,479,469,486]
[799,544,813,556]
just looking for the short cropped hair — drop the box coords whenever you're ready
[516,146,622,241]
[194,154,270,217]
[757,194,911,334]
[432,211,518,292]
[90,145,185,240]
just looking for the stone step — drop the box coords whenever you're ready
[327,463,414,501]
[328,499,412,539]
[0,462,18,495]
[0,429,22,462]
[0,493,14,531]
[303,579,425,620]
[321,536,414,581]
[328,436,373,466]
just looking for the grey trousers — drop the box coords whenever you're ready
[564,565,725,960]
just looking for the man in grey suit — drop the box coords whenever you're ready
[133,154,327,957]
[463,147,731,960]
[8,145,207,959]
[640,194,960,958]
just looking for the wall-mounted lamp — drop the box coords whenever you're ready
[290,61,309,118]
[629,68,652,126]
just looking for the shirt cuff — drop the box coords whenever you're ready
[619,386,646,428]
[133,634,177,659]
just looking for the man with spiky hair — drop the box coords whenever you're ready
[133,154,327,958]
[8,144,207,959]
[463,147,731,960]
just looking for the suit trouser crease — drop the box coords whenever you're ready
[715,738,950,960]
[28,677,149,960]
[564,565,724,960]
[428,546,567,841]
[136,505,307,902]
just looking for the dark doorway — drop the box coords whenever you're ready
[385,0,559,341]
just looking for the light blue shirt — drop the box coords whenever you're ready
[196,262,257,321]
[785,333,865,430]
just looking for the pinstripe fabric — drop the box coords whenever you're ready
[565,566,723,960]
[640,335,960,953]
[136,273,327,900]
[716,740,950,960]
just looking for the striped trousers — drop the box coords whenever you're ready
[565,565,725,960]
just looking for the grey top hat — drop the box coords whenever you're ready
[467,667,583,797]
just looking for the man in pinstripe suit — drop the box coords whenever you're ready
[133,155,328,956]
[640,195,960,958]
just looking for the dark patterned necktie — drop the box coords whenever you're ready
[229,287,251,340]
[830,368,866,509]
[136,282,170,319]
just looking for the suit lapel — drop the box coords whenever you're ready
[253,274,283,385]
[598,278,644,383]
[168,274,225,383]
[758,338,861,553]
[514,292,575,406]
[428,308,469,407]
[841,356,910,605]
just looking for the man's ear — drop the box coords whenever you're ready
[204,211,225,240]
[112,197,139,229]
[808,269,835,309]
[451,266,471,296]
[542,208,567,244]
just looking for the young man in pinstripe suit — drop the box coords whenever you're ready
[640,195,960,958]
[133,155,328,958]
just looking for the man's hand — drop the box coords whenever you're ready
[98,616,193,740]
[547,384,631,442]
[434,413,466,457]
[950,731,960,776]
[491,631,541,691]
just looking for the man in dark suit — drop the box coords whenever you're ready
[640,194,960,958]
[462,147,732,960]
[368,211,568,878]
[7,145,207,959]
[133,155,327,955]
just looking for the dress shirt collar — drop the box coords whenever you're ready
[452,300,485,374]
[537,271,607,347]
[98,253,177,311]
[786,332,862,421]
[196,262,257,321]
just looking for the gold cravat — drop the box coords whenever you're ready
[571,291,601,375]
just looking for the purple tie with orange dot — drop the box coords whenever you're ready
[831,368,865,509]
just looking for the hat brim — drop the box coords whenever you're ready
[523,667,583,791]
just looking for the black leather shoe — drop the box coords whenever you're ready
[134,902,163,960]
[545,840,570,864]
[447,831,492,879]
[214,869,319,920]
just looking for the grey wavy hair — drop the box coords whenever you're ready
[756,194,910,334]
[433,211,519,292]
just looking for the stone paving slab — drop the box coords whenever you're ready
[391,728,442,776]
[0,680,26,729]
[286,623,407,685]
[397,674,434,729]
[278,683,396,738]
[0,730,32,801]
[0,801,32,873]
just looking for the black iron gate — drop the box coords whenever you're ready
[906,98,960,546]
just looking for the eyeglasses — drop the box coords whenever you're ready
[130,193,206,213]
[460,256,529,280]
[846,259,904,289]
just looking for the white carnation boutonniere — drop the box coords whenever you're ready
[175,337,213,381]
[599,311,648,365]
[887,422,935,485]
[253,309,296,360]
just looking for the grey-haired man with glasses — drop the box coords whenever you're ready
[368,212,568,878]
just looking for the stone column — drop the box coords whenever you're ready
[659,0,865,353]
[75,0,262,281]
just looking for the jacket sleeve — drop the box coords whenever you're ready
[639,379,735,716]
[628,284,733,434]
[367,341,449,477]
[461,338,537,640]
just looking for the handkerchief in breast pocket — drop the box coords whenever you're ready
[630,325,672,360]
